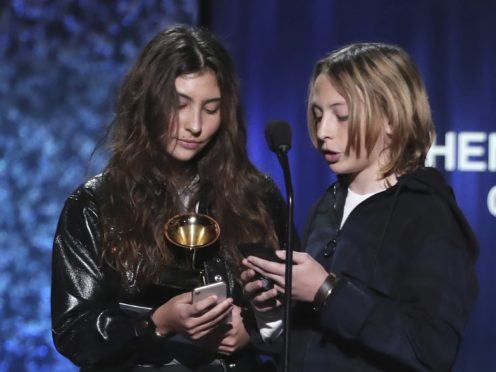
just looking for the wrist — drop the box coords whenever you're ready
[136,308,172,338]
[313,272,336,311]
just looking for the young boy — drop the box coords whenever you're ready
[242,43,479,372]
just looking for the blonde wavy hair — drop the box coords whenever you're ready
[307,43,435,178]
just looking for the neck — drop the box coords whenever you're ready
[167,158,197,187]
[347,167,397,195]
[347,140,398,194]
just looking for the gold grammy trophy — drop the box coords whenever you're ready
[164,213,220,268]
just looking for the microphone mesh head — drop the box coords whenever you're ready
[265,120,292,153]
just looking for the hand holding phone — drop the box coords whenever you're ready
[239,243,282,290]
[192,281,231,323]
[192,281,227,303]
[238,243,283,263]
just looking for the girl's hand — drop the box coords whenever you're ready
[244,251,328,302]
[151,291,233,340]
[205,305,251,355]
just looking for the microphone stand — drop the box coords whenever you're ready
[276,146,293,372]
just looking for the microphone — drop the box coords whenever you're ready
[264,120,294,372]
[265,120,292,155]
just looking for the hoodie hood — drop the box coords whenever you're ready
[399,167,480,260]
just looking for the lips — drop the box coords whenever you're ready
[177,138,203,150]
[322,150,340,163]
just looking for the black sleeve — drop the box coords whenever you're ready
[51,184,157,368]
[317,205,478,371]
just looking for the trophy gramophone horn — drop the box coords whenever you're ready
[164,213,220,267]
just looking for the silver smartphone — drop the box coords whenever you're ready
[192,281,231,322]
[192,281,227,303]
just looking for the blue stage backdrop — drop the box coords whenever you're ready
[0,1,198,371]
[204,1,495,371]
[0,0,494,371]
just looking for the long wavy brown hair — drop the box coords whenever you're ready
[100,25,279,285]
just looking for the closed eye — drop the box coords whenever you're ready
[311,105,323,124]
[203,98,221,115]
[204,105,220,115]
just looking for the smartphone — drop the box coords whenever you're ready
[238,243,283,263]
[192,281,231,322]
[239,243,282,290]
[118,302,152,314]
[192,281,227,303]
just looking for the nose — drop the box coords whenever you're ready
[183,108,202,135]
[316,114,335,141]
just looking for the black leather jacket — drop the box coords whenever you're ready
[51,175,288,371]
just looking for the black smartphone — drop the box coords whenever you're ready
[238,243,283,263]
[239,243,282,290]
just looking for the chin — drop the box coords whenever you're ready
[168,151,197,162]
[176,156,196,163]
[328,164,351,177]
[328,163,341,172]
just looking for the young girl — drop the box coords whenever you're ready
[242,43,479,371]
[51,25,285,372]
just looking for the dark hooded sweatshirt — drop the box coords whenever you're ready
[289,167,479,372]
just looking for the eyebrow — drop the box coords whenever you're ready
[311,101,346,109]
[178,93,221,104]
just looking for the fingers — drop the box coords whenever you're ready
[241,262,284,313]
[252,288,283,312]
[242,265,280,294]
[216,330,237,354]
[252,286,278,303]
[192,295,221,314]
[240,268,257,283]
[171,291,193,304]
[276,250,309,264]
[243,256,285,275]
[242,276,264,298]
[188,298,233,338]
[273,283,285,294]
[242,258,285,290]
[243,278,282,311]
[215,310,250,354]
[217,341,236,355]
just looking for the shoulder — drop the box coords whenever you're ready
[396,168,479,257]
[54,175,105,255]
[259,173,282,195]
[398,168,459,216]
[68,174,103,199]
[62,174,104,215]
[257,173,286,217]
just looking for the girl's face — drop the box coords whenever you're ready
[166,70,222,162]
[310,73,389,190]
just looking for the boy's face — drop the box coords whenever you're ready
[310,73,388,189]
